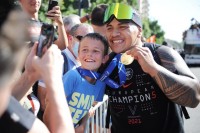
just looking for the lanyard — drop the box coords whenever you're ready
[76,67,100,80]
[99,54,126,88]
[76,54,126,89]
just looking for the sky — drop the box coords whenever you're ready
[148,0,200,42]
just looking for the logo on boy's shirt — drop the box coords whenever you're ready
[68,92,94,124]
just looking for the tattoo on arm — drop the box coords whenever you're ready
[153,46,200,107]
[154,72,197,106]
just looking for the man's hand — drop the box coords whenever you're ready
[46,6,63,25]
[32,44,63,83]
[24,42,40,82]
[126,46,159,75]
[46,6,68,50]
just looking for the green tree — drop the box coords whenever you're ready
[39,0,139,22]
[142,18,165,44]
[142,18,151,39]
[39,0,165,44]
[149,19,165,44]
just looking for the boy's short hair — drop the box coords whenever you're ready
[91,4,108,26]
[81,33,109,56]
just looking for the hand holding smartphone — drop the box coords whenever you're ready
[36,23,55,57]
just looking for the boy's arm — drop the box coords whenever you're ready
[88,101,98,117]
[75,114,89,133]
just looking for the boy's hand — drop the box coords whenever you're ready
[89,106,95,117]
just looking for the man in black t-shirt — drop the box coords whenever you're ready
[101,3,200,133]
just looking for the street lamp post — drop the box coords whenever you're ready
[78,0,82,16]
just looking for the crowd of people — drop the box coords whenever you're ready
[0,0,200,133]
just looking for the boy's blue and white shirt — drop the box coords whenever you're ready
[63,69,105,126]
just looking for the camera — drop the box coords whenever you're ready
[36,23,55,57]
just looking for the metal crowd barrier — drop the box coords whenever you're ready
[84,95,110,133]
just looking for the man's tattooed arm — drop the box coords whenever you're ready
[152,46,200,108]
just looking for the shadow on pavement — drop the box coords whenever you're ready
[187,64,200,68]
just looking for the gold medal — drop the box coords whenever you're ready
[120,53,134,65]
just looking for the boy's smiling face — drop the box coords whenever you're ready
[78,37,106,71]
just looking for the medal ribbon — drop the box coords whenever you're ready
[76,67,100,80]
[99,54,126,88]
[76,54,126,89]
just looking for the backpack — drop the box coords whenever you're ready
[144,43,189,119]
[105,43,190,128]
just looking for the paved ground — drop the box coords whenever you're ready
[184,67,200,133]
[185,105,200,133]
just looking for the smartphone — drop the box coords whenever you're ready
[36,23,55,57]
[47,0,58,11]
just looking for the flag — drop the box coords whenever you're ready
[146,35,156,43]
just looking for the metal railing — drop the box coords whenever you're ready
[84,95,110,133]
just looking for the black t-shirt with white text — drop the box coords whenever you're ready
[103,44,185,133]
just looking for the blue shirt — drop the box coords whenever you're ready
[63,69,105,126]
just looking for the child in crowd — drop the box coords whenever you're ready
[62,33,109,131]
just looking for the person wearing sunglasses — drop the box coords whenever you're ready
[69,23,94,58]
[102,3,200,133]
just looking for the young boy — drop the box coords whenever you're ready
[62,33,109,130]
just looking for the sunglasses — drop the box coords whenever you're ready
[103,3,142,28]
[75,35,83,41]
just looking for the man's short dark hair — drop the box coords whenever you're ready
[91,4,108,26]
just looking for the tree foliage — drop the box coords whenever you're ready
[142,18,165,44]
[39,0,165,44]
[39,0,139,21]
